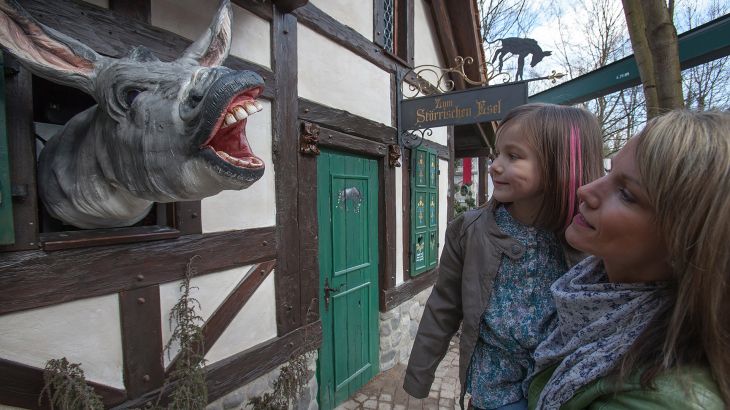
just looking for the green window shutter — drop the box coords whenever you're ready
[411,147,439,276]
[0,54,14,245]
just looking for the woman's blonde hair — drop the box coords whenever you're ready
[621,110,730,402]
[496,103,604,234]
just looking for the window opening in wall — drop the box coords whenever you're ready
[31,75,179,247]
[376,0,410,63]
[383,0,395,54]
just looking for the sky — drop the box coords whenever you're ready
[481,0,728,94]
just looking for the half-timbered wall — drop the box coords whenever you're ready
[0,0,483,406]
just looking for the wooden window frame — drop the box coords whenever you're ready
[374,0,414,67]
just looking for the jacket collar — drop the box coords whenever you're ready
[479,199,525,260]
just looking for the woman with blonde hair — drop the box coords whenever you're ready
[528,110,729,409]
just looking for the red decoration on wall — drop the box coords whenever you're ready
[463,157,472,185]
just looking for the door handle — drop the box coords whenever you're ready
[324,278,343,311]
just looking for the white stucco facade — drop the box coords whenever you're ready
[152,0,271,68]
[413,0,445,70]
[298,24,392,126]
[159,265,277,367]
[0,295,124,389]
[309,0,374,41]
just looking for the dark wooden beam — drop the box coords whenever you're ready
[119,286,164,398]
[173,201,202,235]
[22,0,275,99]
[401,149,412,280]
[166,261,276,376]
[455,147,493,158]
[445,0,485,84]
[382,267,437,311]
[205,320,322,401]
[231,0,273,21]
[40,225,181,252]
[478,157,488,206]
[0,57,38,253]
[428,0,465,89]
[398,0,415,66]
[297,130,320,325]
[318,126,388,157]
[0,358,126,409]
[0,227,277,315]
[112,321,323,409]
[109,0,150,24]
[273,0,309,14]
[447,125,455,221]
[272,8,301,335]
[293,3,402,73]
[299,99,397,145]
[379,158,398,310]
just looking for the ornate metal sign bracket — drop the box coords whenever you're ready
[397,56,565,150]
[397,56,509,150]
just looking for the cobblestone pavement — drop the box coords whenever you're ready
[335,335,460,410]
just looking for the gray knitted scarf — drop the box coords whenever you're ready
[531,256,669,409]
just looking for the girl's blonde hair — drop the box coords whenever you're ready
[496,103,604,234]
[620,110,730,403]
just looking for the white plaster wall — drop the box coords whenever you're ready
[425,126,448,146]
[310,0,373,41]
[0,296,124,389]
[438,159,448,259]
[395,166,404,285]
[201,99,275,232]
[413,0,445,72]
[205,273,277,364]
[298,24,392,126]
[152,0,271,68]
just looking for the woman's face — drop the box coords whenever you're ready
[565,137,670,282]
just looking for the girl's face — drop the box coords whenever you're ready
[489,122,543,222]
[565,137,670,283]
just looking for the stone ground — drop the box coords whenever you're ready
[335,334,460,410]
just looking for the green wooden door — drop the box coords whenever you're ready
[317,150,379,409]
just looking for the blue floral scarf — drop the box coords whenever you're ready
[531,256,669,409]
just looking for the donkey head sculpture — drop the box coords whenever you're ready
[0,0,266,228]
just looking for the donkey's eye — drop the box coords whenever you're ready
[124,88,142,106]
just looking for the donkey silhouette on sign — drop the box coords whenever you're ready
[491,37,552,81]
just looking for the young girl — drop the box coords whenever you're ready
[403,103,604,410]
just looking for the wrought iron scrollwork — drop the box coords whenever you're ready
[397,56,563,150]
[400,129,433,150]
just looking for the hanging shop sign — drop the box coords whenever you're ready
[400,81,527,130]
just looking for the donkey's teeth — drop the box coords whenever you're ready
[253,100,263,111]
[243,102,257,115]
[233,106,248,120]
[224,113,237,126]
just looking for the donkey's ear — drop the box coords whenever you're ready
[180,0,232,67]
[0,0,101,95]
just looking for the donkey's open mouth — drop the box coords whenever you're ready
[201,86,265,172]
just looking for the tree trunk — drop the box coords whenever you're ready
[641,1,684,112]
[622,0,684,118]
[622,0,660,118]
